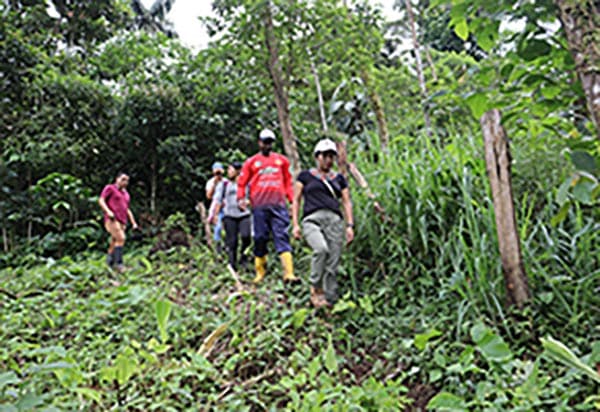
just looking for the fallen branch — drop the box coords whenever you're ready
[217,368,279,401]
[348,162,385,216]
[198,321,231,357]
[227,264,245,292]
[196,202,213,250]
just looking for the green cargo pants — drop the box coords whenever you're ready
[301,209,345,304]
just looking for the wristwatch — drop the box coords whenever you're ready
[346,223,354,228]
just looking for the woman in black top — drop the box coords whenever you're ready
[292,139,354,308]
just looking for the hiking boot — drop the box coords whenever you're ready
[280,252,300,284]
[253,256,267,284]
[310,287,327,308]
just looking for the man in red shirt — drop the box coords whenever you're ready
[237,129,298,284]
[98,172,138,273]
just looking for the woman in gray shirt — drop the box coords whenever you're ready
[213,161,252,270]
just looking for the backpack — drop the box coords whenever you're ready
[219,180,230,205]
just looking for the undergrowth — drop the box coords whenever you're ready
[1,134,598,411]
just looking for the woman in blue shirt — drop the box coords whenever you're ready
[291,139,354,308]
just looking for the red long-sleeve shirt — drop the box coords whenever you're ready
[237,152,293,208]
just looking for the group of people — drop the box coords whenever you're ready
[99,128,354,308]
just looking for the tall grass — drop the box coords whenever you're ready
[345,131,599,342]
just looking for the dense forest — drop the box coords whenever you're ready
[0,0,598,410]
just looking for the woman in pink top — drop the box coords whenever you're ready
[98,172,138,272]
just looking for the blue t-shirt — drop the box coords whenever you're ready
[297,170,348,218]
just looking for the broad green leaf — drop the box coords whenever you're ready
[331,299,356,314]
[0,372,20,390]
[291,308,309,329]
[114,350,138,385]
[470,322,488,343]
[15,391,45,410]
[476,22,499,52]
[470,322,512,363]
[572,178,596,205]
[465,92,489,119]
[570,150,598,173]
[541,336,600,384]
[27,362,74,374]
[324,334,338,374]
[454,19,469,41]
[155,299,172,343]
[556,177,573,206]
[518,39,551,61]
[591,341,600,364]
[358,295,374,314]
[541,85,561,99]
[539,292,554,304]
[73,387,102,404]
[414,329,443,351]
[427,392,468,411]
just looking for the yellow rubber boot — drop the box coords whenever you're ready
[253,256,267,284]
[280,252,299,283]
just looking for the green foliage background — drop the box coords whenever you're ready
[0,0,598,410]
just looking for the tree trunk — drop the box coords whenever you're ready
[556,0,600,140]
[405,0,432,136]
[306,47,328,133]
[336,138,348,178]
[424,45,438,82]
[481,110,530,308]
[360,70,390,150]
[263,2,301,176]
[196,202,213,250]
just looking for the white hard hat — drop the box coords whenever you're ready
[314,138,338,155]
[259,128,276,141]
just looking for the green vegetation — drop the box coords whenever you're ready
[1,0,598,410]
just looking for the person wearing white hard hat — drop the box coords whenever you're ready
[237,128,299,284]
[292,138,354,308]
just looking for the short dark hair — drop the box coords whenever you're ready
[116,171,129,179]
[231,161,243,170]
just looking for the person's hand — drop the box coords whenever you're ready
[238,199,248,211]
[292,224,302,240]
[132,223,139,230]
[211,215,218,225]
[346,226,354,244]
[107,210,115,220]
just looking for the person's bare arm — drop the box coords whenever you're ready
[98,197,114,219]
[127,209,138,229]
[292,181,303,239]
[212,202,222,224]
[341,188,354,244]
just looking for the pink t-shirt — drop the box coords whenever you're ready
[100,184,130,224]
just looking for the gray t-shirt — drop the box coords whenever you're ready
[214,179,250,219]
